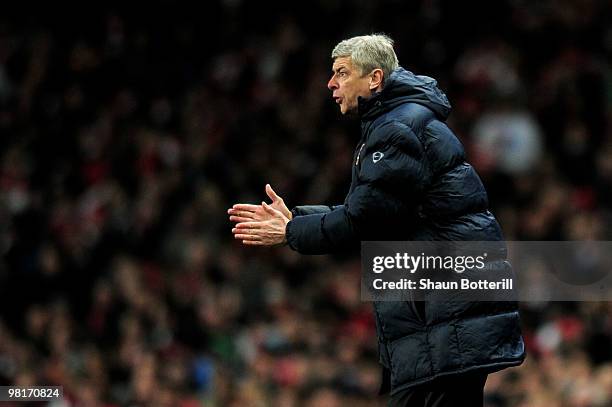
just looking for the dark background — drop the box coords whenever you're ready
[1,1,611,405]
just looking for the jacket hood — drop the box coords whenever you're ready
[358,67,452,121]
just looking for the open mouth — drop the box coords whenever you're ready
[334,97,342,105]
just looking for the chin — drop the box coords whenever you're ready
[343,106,358,116]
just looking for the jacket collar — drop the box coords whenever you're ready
[357,67,452,122]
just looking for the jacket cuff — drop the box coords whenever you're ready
[285,214,328,254]
[285,219,298,251]
[291,205,333,217]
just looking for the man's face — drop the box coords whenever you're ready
[327,57,373,115]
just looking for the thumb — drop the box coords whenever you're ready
[265,184,280,202]
[262,201,280,215]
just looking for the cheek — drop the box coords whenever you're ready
[344,82,354,95]
[342,84,355,100]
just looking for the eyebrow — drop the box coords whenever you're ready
[332,66,348,73]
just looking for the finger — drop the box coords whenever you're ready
[229,207,260,218]
[243,240,266,246]
[265,184,280,202]
[234,222,262,230]
[234,233,261,241]
[229,210,257,218]
[229,215,254,223]
[232,204,261,212]
[228,208,254,217]
[228,208,256,217]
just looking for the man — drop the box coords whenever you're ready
[228,34,525,406]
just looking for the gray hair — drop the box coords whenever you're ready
[331,34,399,81]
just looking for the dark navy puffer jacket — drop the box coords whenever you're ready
[285,67,525,394]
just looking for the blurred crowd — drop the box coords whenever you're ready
[1,1,612,406]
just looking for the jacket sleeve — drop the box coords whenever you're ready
[286,122,430,254]
[291,205,342,217]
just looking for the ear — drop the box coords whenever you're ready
[369,68,384,91]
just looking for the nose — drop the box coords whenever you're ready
[327,76,338,91]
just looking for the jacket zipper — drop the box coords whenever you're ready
[355,143,365,166]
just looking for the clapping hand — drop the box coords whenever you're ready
[228,184,292,246]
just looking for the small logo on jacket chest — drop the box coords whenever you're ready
[372,152,384,163]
